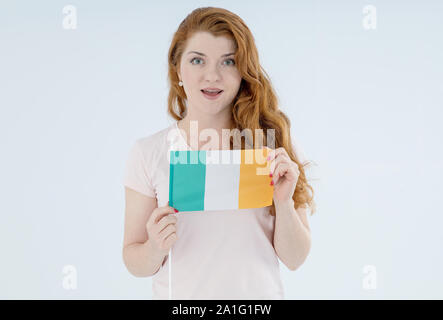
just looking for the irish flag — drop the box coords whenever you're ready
[169,148,274,212]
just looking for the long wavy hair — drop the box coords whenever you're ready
[167,7,316,216]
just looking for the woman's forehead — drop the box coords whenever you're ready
[184,31,236,54]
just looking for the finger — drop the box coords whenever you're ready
[269,155,290,177]
[157,214,178,233]
[274,161,291,184]
[167,200,179,213]
[148,205,176,227]
[266,147,288,162]
[273,162,298,185]
[155,209,176,225]
[162,232,177,249]
[268,149,289,177]
[273,162,289,185]
[159,224,176,241]
[271,151,291,165]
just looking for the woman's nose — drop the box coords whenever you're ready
[204,64,222,82]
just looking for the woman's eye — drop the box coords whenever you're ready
[190,57,203,65]
[190,57,235,66]
[224,58,235,66]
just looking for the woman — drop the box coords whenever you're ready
[122,6,316,299]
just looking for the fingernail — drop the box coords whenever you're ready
[174,208,179,213]
[269,173,273,178]
[270,180,274,186]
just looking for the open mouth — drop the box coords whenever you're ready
[201,89,223,99]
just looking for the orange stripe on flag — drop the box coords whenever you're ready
[238,148,273,209]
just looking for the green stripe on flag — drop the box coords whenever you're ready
[169,150,207,211]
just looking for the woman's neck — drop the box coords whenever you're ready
[177,113,233,150]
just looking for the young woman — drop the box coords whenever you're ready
[122,7,316,300]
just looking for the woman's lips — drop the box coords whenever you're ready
[201,90,223,100]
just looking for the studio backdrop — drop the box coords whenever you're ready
[1,0,442,299]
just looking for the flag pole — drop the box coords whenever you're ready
[168,247,172,300]
[168,210,178,300]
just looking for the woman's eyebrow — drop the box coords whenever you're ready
[187,51,235,57]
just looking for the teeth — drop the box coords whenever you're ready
[203,90,221,93]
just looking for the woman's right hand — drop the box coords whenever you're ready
[145,201,178,256]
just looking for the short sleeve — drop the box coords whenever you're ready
[122,140,156,198]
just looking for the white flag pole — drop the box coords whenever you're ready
[168,210,178,300]
[168,247,172,300]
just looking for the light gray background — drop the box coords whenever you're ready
[1,0,442,299]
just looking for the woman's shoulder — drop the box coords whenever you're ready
[135,122,175,150]
[131,123,176,162]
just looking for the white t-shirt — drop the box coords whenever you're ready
[123,121,306,299]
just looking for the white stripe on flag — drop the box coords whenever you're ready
[204,150,241,211]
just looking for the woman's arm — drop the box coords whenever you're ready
[122,187,167,277]
[273,199,312,271]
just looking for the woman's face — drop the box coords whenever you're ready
[178,31,242,116]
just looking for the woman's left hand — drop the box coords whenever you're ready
[266,147,300,203]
